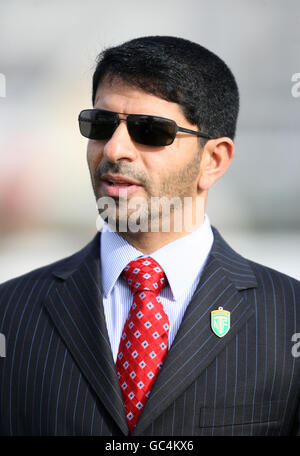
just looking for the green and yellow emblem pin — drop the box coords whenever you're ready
[211,307,230,337]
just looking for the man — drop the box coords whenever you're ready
[0,35,299,436]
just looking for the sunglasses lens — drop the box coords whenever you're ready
[127,116,176,146]
[78,110,177,146]
[79,110,118,140]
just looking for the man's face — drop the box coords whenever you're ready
[87,78,203,231]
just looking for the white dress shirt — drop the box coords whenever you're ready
[100,213,214,362]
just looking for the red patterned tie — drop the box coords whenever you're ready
[116,257,169,434]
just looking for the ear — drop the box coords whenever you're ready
[197,137,235,191]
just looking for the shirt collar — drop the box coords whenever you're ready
[100,213,214,300]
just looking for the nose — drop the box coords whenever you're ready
[103,119,138,163]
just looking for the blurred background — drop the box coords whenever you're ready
[0,0,299,282]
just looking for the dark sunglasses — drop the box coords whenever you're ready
[78,108,214,147]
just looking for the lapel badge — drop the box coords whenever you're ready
[211,307,230,338]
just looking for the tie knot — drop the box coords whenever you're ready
[122,257,167,296]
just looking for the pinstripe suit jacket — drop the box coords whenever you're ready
[0,225,300,436]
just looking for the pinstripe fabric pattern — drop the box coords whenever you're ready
[0,225,300,436]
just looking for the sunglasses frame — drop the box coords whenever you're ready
[78,108,214,146]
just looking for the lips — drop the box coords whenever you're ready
[100,174,142,197]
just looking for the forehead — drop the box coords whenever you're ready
[93,78,189,124]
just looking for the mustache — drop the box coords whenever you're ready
[94,160,148,186]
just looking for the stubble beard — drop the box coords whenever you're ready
[93,149,202,234]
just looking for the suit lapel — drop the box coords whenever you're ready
[43,233,129,435]
[43,226,258,436]
[133,226,258,435]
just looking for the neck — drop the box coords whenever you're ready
[117,208,205,254]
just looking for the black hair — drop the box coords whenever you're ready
[92,35,239,142]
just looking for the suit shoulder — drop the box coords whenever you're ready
[0,254,68,291]
[247,258,300,291]
[0,237,94,292]
[0,234,99,331]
